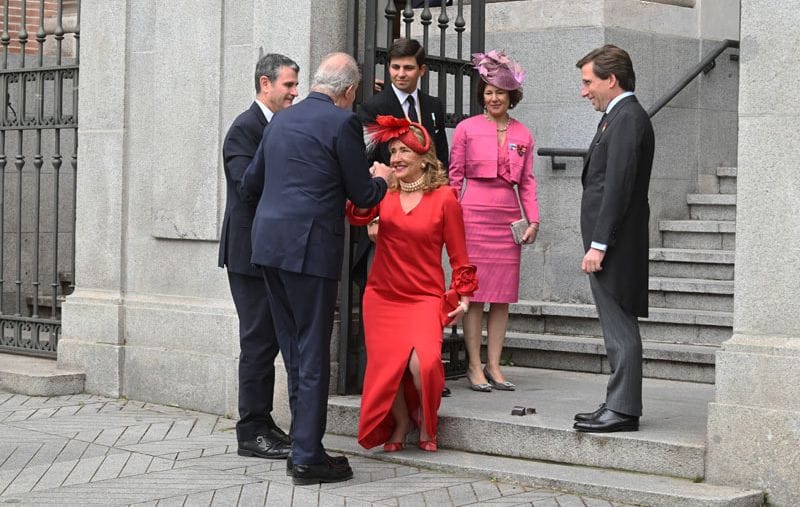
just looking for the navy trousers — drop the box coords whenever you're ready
[227,271,281,441]
[262,267,338,466]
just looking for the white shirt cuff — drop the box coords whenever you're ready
[590,242,608,252]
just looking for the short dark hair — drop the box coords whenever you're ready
[576,44,636,92]
[387,38,426,67]
[476,78,523,109]
[255,53,299,93]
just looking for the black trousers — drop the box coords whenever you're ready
[227,271,281,441]
[262,267,338,466]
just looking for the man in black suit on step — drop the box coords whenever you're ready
[572,45,654,433]
[219,53,299,458]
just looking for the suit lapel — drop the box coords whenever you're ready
[418,92,435,132]
[383,87,407,119]
[583,95,637,170]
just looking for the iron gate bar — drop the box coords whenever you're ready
[0,0,79,357]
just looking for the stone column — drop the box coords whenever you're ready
[60,0,349,422]
[705,2,800,505]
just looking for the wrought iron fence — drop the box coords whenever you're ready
[0,0,79,357]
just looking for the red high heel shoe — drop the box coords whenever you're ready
[383,441,405,452]
[417,439,437,452]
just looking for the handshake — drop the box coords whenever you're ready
[370,161,393,182]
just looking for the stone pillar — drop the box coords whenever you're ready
[60,0,348,424]
[705,2,800,505]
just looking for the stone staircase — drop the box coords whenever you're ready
[499,166,738,384]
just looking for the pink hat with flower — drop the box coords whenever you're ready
[471,50,526,91]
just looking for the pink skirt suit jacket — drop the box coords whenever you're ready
[449,114,539,302]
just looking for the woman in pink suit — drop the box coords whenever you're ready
[450,50,540,392]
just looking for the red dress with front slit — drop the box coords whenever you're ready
[346,186,477,449]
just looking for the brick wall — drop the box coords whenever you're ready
[1,0,78,56]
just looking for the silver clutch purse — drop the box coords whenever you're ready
[510,218,529,245]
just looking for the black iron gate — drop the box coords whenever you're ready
[0,0,79,357]
[339,0,485,393]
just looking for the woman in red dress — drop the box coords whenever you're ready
[347,116,478,453]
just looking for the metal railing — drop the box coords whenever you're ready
[538,39,740,170]
[1,0,79,358]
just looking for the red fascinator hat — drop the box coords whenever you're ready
[365,115,431,154]
[471,50,526,91]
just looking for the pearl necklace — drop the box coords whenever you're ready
[399,174,426,193]
[484,111,510,132]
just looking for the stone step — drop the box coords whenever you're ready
[0,352,84,396]
[324,434,764,507]
[327,368,713,480]
[649,247,735,280]
[659,219,736,250]
[507,300,732,346]
[717,166,737,194]
[688,194,737,221]
[649,276,734,312]
[501,332,717,383]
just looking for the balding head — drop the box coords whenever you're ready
[311,52,361,108]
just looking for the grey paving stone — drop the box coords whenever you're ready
[3,461,48,495]
[397,492,426,506]
[164,419,195,440]
[92,452,133,482]
[237,480,269,507]
[582,498,614,507]
[555,494,589,506]
[153,495,186,507]
[292,485,321,505]
[183,489,215,506]
[424,485,457,505]
[120,433,236,457]
[33,459,77,491]
[448,482,480,506]
[93,426,126,446]
[210,484,243,505]
[264,480,295,505]
[471,480,504,502]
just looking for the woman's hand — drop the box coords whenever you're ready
[522,223,539,244]
[447,298,470,322]
[367,222,379,242]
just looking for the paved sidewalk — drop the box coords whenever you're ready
[0,389,629,506]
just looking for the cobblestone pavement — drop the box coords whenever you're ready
[0,390,630,506]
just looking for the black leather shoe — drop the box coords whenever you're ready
[267,424,291,445]
[292,457,353,485]
[237,435,291,459]
[286,452,349,476]
[442,386,452,397]
[574,403,606,422]
[573,408,639,433]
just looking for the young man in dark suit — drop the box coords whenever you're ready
[219,53,298,459]
[358,38,448,169]
[241,53,392,485]
[572,45,655,433]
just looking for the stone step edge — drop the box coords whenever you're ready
[658,220,736,233]
[324,434,764,507]
[649,247,735,264]
[0,352,85,396]
[503,332,718,365]
[509,300,732,327]
[649,277,733,295]
[687,194,737,205]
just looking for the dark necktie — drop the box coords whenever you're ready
[406,95,419,123]
[597,112,607,130]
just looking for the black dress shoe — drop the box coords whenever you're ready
[573,408,639,433]
[237,435,291,459]
[266,424,291,445]
[442,386,452,397]
[574,403,606,422]
[292,457,353,485]
[286,452,349,476]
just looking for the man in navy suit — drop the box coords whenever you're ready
[219,53,298,459]
[242,52,392,485]
[572,45,654,433]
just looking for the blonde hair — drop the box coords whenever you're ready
[388,125,448,192]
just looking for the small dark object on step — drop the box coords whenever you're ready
[511,406,537,416]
